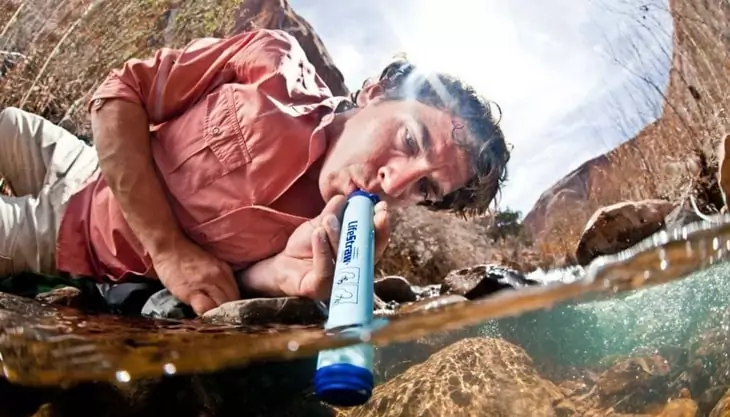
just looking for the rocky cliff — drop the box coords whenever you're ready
[523,0,730,244]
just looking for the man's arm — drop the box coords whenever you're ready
[91,99,184,261]
[88,30,302,313]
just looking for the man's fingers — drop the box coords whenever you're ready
[373,201,390,259]
[323,213,341,257]
[204,281,233,308]
[189,291,218,316]
[310,227,335,299]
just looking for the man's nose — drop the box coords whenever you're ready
[378,164,424,200]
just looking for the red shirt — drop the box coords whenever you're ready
[56,29,347,281]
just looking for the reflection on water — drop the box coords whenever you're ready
[1,215,730,387]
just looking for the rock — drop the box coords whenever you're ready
[373,321,481,382]
[201,297,326,325]
[439,264,540,300]
[575,200,676,266]
[654,398,700,417]
[699,386,729,416]
[34,286,84,308]
[594,355,672,413]
[373,276,416,303]
[410,284,441,300]
[709,388,730,417]
[349,338,566,417]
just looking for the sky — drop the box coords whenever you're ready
[289,0,674,214]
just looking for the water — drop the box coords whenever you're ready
[1,215,730,388]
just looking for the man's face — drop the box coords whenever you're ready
[319,85,473,208]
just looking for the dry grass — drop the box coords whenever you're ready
[0,0,245,136]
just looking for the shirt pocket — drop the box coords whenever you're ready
[154,85,252,198]
[185,205,307,268]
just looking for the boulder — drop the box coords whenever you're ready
[346,338,566,417]
[373,276,417,303]
[575,200,675,266]
[439,264,540,300]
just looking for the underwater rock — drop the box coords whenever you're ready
[201,297,326,326]
[709,388,730,417]
[439,264,540,300]
[373,276,417,303]
[654,398,699,417]
[575,199,675,266]
[594,355,672,413]
[348,337,566,417]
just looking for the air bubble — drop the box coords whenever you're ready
[163,363,177,375]
[115,370,131,383]
[713,237,720,251]
[360,330,372,343]
[287,340,300,352]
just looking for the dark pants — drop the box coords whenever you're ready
[96,279,195,319]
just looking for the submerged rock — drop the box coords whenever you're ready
[347,338,566,417]
[654,398,700,417]
[709,388,730,417]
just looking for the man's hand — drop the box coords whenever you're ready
[238,195,391,300]
[151,237,240,315]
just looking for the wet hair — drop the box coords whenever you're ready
[346,54,512,218]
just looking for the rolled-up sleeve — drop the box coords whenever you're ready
[89,29,319,125]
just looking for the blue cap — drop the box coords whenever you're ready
[314,363,374,407]
[348,189,380,205]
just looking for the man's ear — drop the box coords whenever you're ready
[356,80,385,107]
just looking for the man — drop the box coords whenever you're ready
[0,29,510,316]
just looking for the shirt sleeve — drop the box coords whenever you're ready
[89,29,328,125]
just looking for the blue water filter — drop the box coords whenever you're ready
[314,190,379,407]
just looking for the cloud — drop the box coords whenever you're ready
[289,0,673,214]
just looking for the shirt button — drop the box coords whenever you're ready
[212,127,221,136]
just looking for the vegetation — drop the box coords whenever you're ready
[522,0,730,264]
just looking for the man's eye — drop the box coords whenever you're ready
[404,130,418,153]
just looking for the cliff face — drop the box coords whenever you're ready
[523,0,730,243]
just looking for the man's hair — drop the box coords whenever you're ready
[349,54,511,218]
